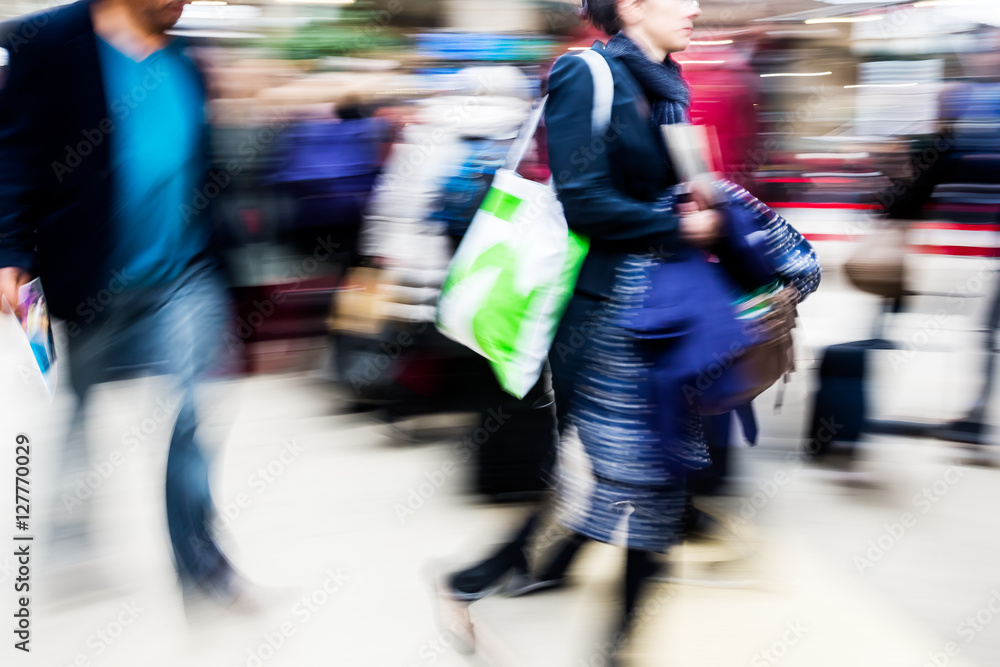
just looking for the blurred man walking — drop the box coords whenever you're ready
[0,0,246,605]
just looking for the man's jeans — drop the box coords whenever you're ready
[65,261,232,590]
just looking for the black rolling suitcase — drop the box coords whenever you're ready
[806,295,905,460]
[806,341,872,460]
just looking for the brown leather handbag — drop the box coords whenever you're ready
[698,285,798,415]
[736,287,797,408]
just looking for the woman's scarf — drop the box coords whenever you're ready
[604,31,691,126]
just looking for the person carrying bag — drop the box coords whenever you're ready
[442,4,820,663]
[435,51,616,399]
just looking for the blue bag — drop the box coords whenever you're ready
[617,182,821,425]
[615,248,756,420]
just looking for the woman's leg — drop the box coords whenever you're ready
[446,295,604,600]
[621,548,660,637]
[447,515,591,599]
[537,531,588,581]
[505,529,590,597]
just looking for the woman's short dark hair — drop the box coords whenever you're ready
[581,0,623,36]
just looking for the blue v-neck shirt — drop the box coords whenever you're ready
[96,36,208,288]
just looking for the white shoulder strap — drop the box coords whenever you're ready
[575,48,615,136]
[503,47,616,171]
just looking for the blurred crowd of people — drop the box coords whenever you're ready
[4,0,1000,664]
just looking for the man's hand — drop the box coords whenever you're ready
[679,206,723,248]
[0,267,32,319]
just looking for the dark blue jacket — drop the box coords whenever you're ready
[545,45,681,300]
[0,0,216,323]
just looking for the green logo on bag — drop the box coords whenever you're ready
[479,186,524,223]
[438,181,591,397]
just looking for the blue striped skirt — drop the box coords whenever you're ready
[554,257,703,553]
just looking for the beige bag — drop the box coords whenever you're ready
[327,267,390,337]
[844,222,910,299]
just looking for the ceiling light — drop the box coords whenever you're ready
[795,152,870,160]
[805,15,884,23]
[844,83,919,88]
[914,0,991,6]
[760,71,833,77]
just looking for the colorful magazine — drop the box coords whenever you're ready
[3,278,57,396]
